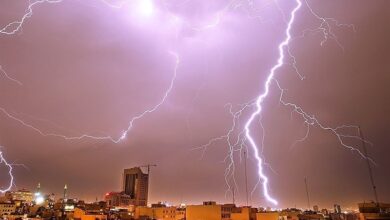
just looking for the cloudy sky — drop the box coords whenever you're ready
[0,0,389,209]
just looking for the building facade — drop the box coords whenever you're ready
[123,167,149,206]
[0,202,16,215]
[5,189,33,204]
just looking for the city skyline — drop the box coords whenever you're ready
[0,0,389,209]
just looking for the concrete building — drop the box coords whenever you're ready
[5,189,33,203]
[358,202,390,220]
[73,207,107,220]
[123,167,149,206]
[0,202,16,215]
[105,192,134,207]
[186,201,236,220]
[280,209,301,220]
[175,207,186,220]
[298,211,325,220]
[153,206,177,220]
[134,203,185,220]
[231,207,257,220]
[256,212,280,220]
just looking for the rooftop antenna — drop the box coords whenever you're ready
[244,150,249,206]
[304,177,311,210]
[232,185,235,205]
[359,127,379,205]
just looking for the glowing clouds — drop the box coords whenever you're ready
[136,0,154,17]
[129,0,156,21]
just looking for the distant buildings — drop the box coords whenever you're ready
[334,204,342,214]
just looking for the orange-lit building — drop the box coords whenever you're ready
[256,212,280,220]
[73,207,107,220]
[231,207,258,220]
[0,202,16,215]
[134,203,185,220]
[186,201,235,220]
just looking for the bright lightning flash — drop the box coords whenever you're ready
[194,0,372,207]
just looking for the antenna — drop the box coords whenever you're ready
[232,185,235,205]
[244,150,249,206]
[359,127,379,205]
[304,177,310,210]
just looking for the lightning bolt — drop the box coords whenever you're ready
[0,51,180,143]
[242,0,302,206]
[194,0,371,207]
[0,0,63,35]
[0,66,23,86]
[0,149,13,193]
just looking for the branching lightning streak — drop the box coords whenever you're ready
[0,66,23,85]
[0,0,182,191]
[195,0,366,206]
[295,0,356,51]
[242,0,302,206]
[274,79,375,164]
[0,0,63,35]
[0,51,180,143]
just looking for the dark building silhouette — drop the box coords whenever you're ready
[123,167,149,206]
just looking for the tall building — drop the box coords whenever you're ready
[123,167,149,206]
[64,184,68,201]
[334,204,341,214]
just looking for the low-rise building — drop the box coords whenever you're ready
[257,211,280,220]
[105,192,134,207]
[0,202,16,215]
[280,208,302,220]
[5,189,33,204]
[186,201,236,220]
[231,207,257,220]
[74,207,107,220]
[358,202,390,220]
[135,203,186,220]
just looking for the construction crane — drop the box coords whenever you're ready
[139,164,157,174]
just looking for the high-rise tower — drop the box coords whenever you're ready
[123,167,149,206]
[63,184,68,201]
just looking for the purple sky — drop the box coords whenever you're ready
[0,0,389,209]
